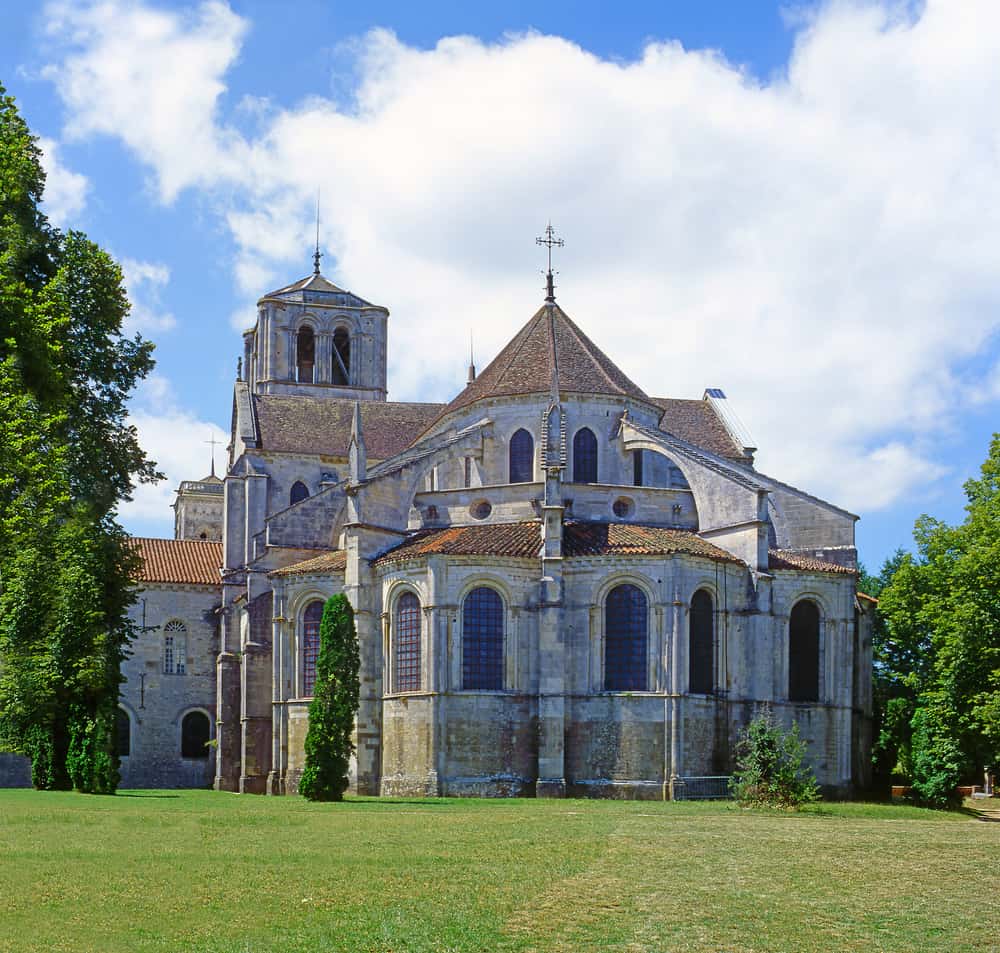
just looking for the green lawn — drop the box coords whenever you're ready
[0,790,997,953]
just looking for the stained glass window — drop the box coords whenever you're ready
[789,600,820,702]
[689,589,714,694]
[573,427,598,483]
[302,600,324,696]
[509,429,534,483]
[181,711,210,759]
[394,592,422,693]
[463,587,504,690]
[290,480,309,505]
[604,584,648,691]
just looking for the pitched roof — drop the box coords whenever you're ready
[430,304,649,424]
[650,398,744,460]
[259,272,382,309]
[372,520,742,567]
[768,549,856,575]
[270,550,347,576]
[129,538,222,586]
[264,273,347,297]
[253,396,444,458]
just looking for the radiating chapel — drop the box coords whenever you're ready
[122,237,874,798]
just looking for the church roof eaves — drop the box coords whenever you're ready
[270,550,347,576]
[371,520,743,568]
[768,549,857,575]
[129,537,222,586]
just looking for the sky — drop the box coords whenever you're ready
[2,0,999,570]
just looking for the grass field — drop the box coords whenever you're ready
[0,790,998,953]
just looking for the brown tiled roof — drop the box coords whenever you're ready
[270,550,347,576]
[428,304,649,427]
[373,520,742,567]
[254,396,444,458]
[650,397,743,460]
[768,550,857,575]
[129,537,222,586]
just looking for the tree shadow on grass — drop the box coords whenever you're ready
[116,793,181,799]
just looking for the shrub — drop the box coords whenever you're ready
[909,707,962,808]
[730,708,820,808]
[299,595,360,802]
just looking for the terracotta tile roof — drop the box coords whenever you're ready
[649,397,743,460]
[269,550,347,576]
[129,537,222,586]
[373,521,742,567]
[768,550,857,575]
[253,396,444,458]
[427,304,649,427]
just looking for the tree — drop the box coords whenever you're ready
[877,435,1000,807]
[729,708,819,808]
[299,595,360,801]
[0,85,158,792]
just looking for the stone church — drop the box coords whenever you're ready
[119,247,874,798]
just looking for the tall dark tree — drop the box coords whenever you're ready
[0,85,159,792]
[299,595,361,802]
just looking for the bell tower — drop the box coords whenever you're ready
[241,264,389,402]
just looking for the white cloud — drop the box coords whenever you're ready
[121,374,228,527]
[120,257,177,333]
[43,0,1000,514]
[36,136,88,226]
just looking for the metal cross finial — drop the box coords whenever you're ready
[536,222,564,302]
[313,189,322,275]
[205,435,220,477]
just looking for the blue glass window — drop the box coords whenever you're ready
[462,587,504,690]
[394,592,422,693]
[573,427,598,483]
[509,429,534,483]
[789,600,820,702]
[605,584,648,691]
[290,480,309,505]
[689,589,714,694]
[302,600,324,696]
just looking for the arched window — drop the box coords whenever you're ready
[332,328,350,385]
[509,429,534,483]
[163,620,187,675]
[689,589,714,694]
[573,427,598,483]
[302,600,324,696]
[115,707,131,758]
[296,326,315,383]
[394,592,422,693]
[290,480,309,505]
[181,711,211,759]
[789,599,820,702]
[462,586,504,690]
[604,584,648,691]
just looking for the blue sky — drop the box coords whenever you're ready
[3,0,999,570]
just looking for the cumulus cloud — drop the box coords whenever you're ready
[43,0,1000,514]
[121,374,228,528]
[36,136,88,226]
[120,257,177,333]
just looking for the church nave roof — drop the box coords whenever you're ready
[129,537,222,586]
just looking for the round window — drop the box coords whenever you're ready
[612,497,633,519]
[470,500,492,520]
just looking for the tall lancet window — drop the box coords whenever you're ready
[394,592,422,693]
[789,599,821,702]
[302,600,324,696]
[604,584,648,691]
[297,326,315,383]
[509,429,534,483]
[332,328,350,385]
[573,427,598,483]
[689,589,714,694]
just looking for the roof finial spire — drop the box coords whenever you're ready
[313,189,322,276]
[536,222,564,303]
[467,329,476,384]
[205,434,220,478]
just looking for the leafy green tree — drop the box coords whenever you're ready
[0,85,158,792]
[299,595,360,802]
[729,708,819,808]
[878,434,1000,806]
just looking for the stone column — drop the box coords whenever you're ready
[214,595,243,792]
[267,581,287,795]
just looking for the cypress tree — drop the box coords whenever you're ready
[299,594,360,801]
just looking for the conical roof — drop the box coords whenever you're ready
[437,303,649,420]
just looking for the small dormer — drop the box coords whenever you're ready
[242,270,389,402]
